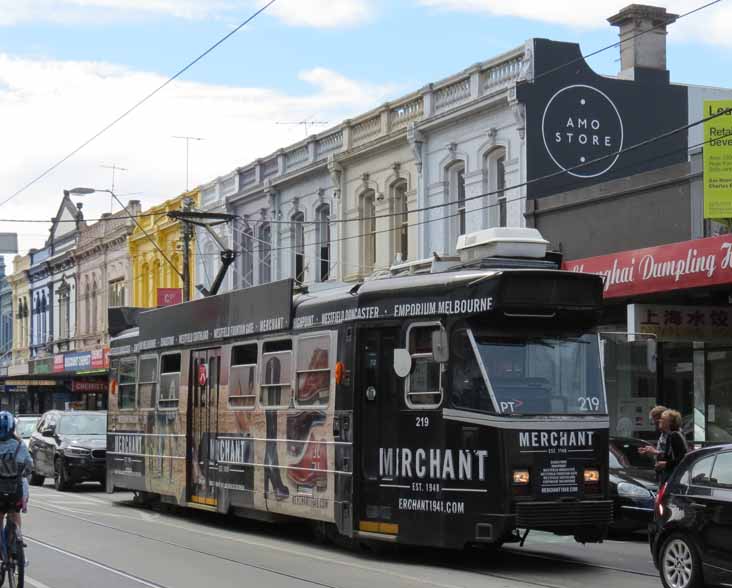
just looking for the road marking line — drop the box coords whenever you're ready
[26,537,168,588]
[27,576,55,588]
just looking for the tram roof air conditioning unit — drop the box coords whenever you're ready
[456,228,549,264]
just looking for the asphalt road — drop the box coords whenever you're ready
[19,482,662,588]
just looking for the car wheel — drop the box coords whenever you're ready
[29,472,44,486]
[659,533,703,588]
[54,458,70,492]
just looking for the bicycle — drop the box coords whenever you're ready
[0,515,24,588]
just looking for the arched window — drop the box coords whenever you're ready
[241,227,254,288]
[483,148,507,228]
[447,162,466,252]
[497,154,506,227]
[361,190,376,274]
[291,211,305,285]
[258,222,272,284]
[456,165,466,237]
[316,205,330,282]
[40,292,47,342]
[84,278,90,335]
[393,182,408,264]
[91,279,98,335]
[141,263,149,307]
[58,282,70,340]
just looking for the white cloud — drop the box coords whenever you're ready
[417,0,732,46]
[0,53,397,255]
[0,0,373,27]
[261,0,373,28]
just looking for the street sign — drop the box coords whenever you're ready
[198,363,207,387]
[157,288,182,307]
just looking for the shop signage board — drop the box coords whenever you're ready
[157,288,182,307]
[517,39,688,199]
[703,100,732,218]
[31,358,53,375]
[53,355,64,373]
[563,234,732,298]
[72,380,108,393]
[90,348,110,370]
[629,304,732,342]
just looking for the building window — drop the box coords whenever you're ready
[40,292,47,343]
[497,154,506,227]
[84,279,91,334]
[58,283,70,340]
[393,182,408,264]
[258,222,271,284]
[456,166,466,237]
[91,279,98,335]
[362,190,376,274]
[109,279,125,308]
[316,205,330,282]
[241,227,254,288]
[291,211,305,285]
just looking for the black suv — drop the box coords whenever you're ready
[649,443,732,588]
[29,410,107,491]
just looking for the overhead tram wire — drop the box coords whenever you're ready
[0,0,278,211]
[0,0,716,218]
[2,109,729,233]
[218,129,732,260]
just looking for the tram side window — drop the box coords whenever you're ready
[406,324,443,408]
[138,356,158,409]
[260,340,292,408]
[230,344,257,409]
[118,357,138,410]
[159,353,181,409]
[450,329,492,412]
[295,334,330,407]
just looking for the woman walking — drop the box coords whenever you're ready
[655,409,688,485]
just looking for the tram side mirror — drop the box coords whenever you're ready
[393,349,412,378]
[431,329,449,363]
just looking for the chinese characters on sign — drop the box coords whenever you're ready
[629,304,732,341]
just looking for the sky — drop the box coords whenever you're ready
[0,0,730,265]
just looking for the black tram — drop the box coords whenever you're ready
[107,229,613,549]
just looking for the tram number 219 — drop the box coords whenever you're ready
[416,416,430,428]
[577,396,601,411]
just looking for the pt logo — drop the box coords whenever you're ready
[541,84,624,178]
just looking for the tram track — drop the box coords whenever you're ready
[29,491,657,588]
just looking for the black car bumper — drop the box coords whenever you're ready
[63,457,106,482]
[612,498,654,530]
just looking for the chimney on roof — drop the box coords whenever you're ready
[608,4,677,81]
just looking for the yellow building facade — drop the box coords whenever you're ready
[9,254,30,370]
[129,190,199,308]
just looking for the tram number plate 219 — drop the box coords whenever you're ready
[415,416,430,428]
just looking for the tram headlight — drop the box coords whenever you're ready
[583,468,600,483]
[512,469,530,485]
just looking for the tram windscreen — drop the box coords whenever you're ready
[451,330,605,415]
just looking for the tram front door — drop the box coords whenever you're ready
[356,327,400,534]
[188,348,222,506]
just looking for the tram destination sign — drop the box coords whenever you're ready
[131,279,293,352]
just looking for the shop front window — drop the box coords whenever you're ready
[706,349,732,443]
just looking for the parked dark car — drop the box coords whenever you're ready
[649,443,732,588]
[29,410,107,491]
[609,436,658,531]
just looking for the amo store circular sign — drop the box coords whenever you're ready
[541,84,624,179]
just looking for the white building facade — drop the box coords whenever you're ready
[196,44,530,292]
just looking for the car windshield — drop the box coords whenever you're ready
[16,418,38,439]
[609,438,655,469]
[58,414,106,435]
[451,329,605,415]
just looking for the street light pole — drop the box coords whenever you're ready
[68,187,184,286]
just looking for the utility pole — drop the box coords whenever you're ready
[101,164,128,212]
[172,136,204,191]
[181,196,194,302]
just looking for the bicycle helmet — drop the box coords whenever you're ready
[0,411,15,441]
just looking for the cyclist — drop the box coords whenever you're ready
[0,412,32,533]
